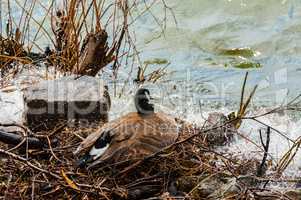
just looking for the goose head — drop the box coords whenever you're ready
[76,130,113,168]
[134,88,154,115]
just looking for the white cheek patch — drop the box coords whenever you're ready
[89,144,109,160]
[145,91,151,101]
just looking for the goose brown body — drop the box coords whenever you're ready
[75,112,179,166]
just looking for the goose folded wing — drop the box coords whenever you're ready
[74,113,137,155]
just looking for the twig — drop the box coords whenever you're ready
[0,148,61,180]
[0,122,34,136]
[276,136,301,176]
[239,72,248,115]
[243,118,294,143]
[256,127,270,177]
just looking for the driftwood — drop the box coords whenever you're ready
[52,9,115,76]
[75,31,114,76]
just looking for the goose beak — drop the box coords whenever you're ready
[76,155,105,170]
[76,154,93,168]
[147,94,157,101]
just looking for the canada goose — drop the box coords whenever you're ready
[75,88,179,168]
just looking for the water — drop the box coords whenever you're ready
[132,0,301,104]
[111,0,301,182]
[0,0,301,186]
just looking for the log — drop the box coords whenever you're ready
[0,130,45,149]
[23,75,111,132]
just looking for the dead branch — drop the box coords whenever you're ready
[0,148,61,180]
[256,127,270,177]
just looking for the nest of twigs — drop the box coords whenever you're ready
[1,119,294,200]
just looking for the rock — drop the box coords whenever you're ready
[204,112,235,146]
[176,175,225,199]
[23,76,110,132]
[254,190,301,200]
[284,189,301,200]
[296,180,301,189]
[112,185,161,200]
[208,177,241,199]
[235,159,264,176]
[253,191,280,200]
[176,176,199,193]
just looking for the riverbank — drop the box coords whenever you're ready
[0,62,300,199]
[0,0,301,199]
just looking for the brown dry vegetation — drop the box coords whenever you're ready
[0,72,300,199]
[0,0,301,199]
[0,112,300,199]
[0,0,173,80]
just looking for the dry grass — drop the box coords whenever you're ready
[0,115,299,199]
[0,122,268,199]
[0,0,175,90]
[0,74,300,199]
[0,1,300,199]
